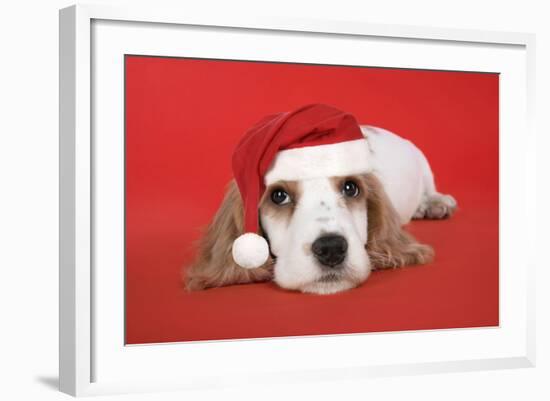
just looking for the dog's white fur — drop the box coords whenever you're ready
[361,126,456,223]
[185,126,456,294]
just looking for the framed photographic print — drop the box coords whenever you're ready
[59,4,536,397]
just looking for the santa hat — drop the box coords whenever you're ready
[231,103,372,269]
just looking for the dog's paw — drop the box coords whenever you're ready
[413,193,457,220]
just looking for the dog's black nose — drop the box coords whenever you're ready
[311,235,348,267]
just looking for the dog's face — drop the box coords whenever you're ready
[186,173,432,294]
[260,175,371,294]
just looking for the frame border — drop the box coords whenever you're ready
[59,4,536,396]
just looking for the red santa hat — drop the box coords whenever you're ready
[231,103,372,269]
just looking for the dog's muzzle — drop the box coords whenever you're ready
[311,234,348,268]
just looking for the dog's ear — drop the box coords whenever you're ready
[184,180,273,291]
[363,174,434,269]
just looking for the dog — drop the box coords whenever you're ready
[185,105,456,294]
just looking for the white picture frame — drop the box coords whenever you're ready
[59,3,536,397]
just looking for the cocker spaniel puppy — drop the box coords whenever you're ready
[185,104,456,294]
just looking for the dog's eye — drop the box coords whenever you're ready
[271,189,291,205]
[342,180,360,197]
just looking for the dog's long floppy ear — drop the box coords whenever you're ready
[364,174,434,269]
[184,180,273,291]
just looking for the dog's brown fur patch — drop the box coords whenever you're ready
[259,180,301,226]
[362,174,434,269]
[184,180,273,291]
[329,175,369,210]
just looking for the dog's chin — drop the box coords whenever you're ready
[300,274,359,295]
[273,257,371,295]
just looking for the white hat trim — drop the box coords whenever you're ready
[264,138,372,185]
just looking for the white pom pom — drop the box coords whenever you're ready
[232,233,269,269]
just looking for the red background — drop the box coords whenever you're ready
[125,55,499,344]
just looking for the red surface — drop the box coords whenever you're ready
[125,55,499,344]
